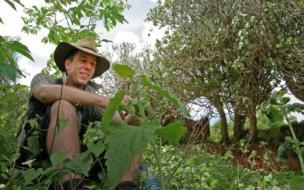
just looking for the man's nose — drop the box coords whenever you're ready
[84,63,93,70]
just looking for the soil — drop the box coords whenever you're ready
[204,144,301,172]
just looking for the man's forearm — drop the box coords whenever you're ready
[33,84,109,108]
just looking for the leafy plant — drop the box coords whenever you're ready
[270,89,304,175]
[99,64,189,189]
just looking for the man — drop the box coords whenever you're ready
[23,38,139,189]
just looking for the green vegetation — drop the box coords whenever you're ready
[1,0,304,189]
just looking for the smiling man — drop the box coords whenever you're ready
[23,38,139,190]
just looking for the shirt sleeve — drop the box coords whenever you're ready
[30,73,54,97]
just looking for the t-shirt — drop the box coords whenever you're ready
[28,73,104,130]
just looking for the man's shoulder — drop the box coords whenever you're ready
[31,73,54,83]
[86,81,102,93]
[30,73,55,90]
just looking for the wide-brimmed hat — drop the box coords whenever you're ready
[54,38,110,78]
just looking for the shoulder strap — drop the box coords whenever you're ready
[55,78,63,85]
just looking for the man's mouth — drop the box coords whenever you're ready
[79,72,89,78]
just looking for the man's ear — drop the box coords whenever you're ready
[64,59,71,72]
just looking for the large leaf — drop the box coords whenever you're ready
[26,135,40,156]
[50,152,68,166]
[112,64,135,79]
[6,40,34,61]
[64,151,93,176]
[0,63,18,81]
[155,121,186,144]
[105,122,159,187]
[141,75,190,117]
[87,140,105,157]
[102,90,125,129]
[23,168,43,185]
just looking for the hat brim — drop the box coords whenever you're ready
[54,42,110,78]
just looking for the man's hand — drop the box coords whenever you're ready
[122,95,131,105]
[119,95,131,120]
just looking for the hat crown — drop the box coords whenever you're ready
[73,38,98,52]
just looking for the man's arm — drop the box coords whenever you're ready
[33,84,110,108]
[33,84,125,123]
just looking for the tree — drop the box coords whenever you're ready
[148,0,303,142]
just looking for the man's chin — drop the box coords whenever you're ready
[76,79,89,87]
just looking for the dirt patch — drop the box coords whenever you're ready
[205,144,300,172]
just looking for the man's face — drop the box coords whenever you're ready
[65,50,97,88]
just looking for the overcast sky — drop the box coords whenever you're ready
[0,0,162,85]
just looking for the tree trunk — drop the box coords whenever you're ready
[233,112,245,140]
[248,113,257,143]
[218,107,229,143]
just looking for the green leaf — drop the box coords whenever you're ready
[0,17,3,24]
[290,174,304,190]
[65,151,93,176]
[23,168,43,185]
[4,0,17,10]
[286,103,304,113]
[155,121,186,144]
[112,64,135,79]
[102,90,125,129]
[105,122,159,187]
[6,40,34,61]
[277,141,291,161]
[0,63,18,81]
[282,97,290,104]
[50,152,68,166]
[87,140,105,157]
[266,105,284,127]
[277,88,288,97]
[56,118,68,137]
[269,96,281,105]
[141,75,190,117]
[26,136,40,156]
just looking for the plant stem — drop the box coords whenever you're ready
[282,108,304,175]
[152,140,166,190]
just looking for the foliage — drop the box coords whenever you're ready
[22,0,129,44]
[144,145,303,190]
[270,89,304,175]
[147,0,304,142]
[100,64,188,188]
[0,36,33,82]
[1,0,130,81]
[0,83,28,155]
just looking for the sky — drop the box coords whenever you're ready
[0,0,162,86]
